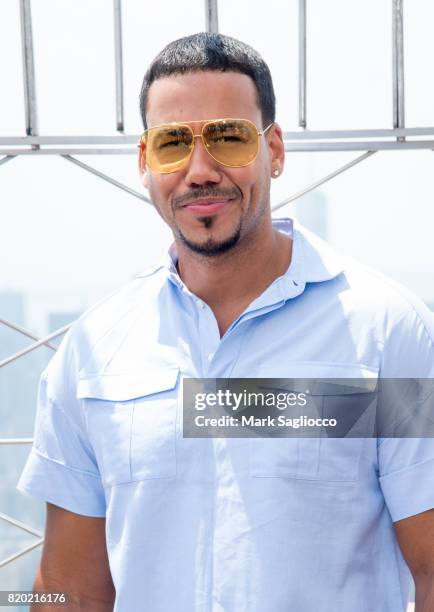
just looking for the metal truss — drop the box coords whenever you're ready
[0,322,70,370]
[0,321,70,567]
[0,0,432,154]
[0,511,43,569]
[272,150,377,212]
[0,318,57,351]
[1,1,432,206]
[0,0,432,584]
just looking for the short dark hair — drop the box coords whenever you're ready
[139,32,276,130]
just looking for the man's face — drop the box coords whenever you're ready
[139,70,284,256]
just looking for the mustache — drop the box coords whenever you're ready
[172,186,241,208]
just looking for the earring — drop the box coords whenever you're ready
[273,169,279,177]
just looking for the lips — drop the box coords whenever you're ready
[181,198,233,215]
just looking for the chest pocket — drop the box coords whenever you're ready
[77,368,179,487]
[250,363,378,482]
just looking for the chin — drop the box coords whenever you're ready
[178,227,242,257]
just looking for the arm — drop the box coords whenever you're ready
[31,503,115,612]
[394,509,434,612]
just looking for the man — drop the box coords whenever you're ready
[18,33,434,611]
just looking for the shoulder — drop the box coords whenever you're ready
[297,222,433,339]
[45,268,169,397]
[333,254,434,376]
[294,223,434,375]
[340,255,434,341]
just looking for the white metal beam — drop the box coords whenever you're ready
[392,0,405,133]
[298,0,307,129]
[19,0,38,137]
[0,155,16,166]
[272,151,376,211]
[205,0,219,33]
[113,0,125,132]
[0,438,34,444]
[0,318,57,351]
[0,540,44,569]
[0,323,71,369]
[62,155,151,203]
[0,512,43,538]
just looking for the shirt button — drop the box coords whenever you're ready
[198,301,205,309]
[207,352,214,361]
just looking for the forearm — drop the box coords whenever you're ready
[414,574,434,612]
[30,567,115,612]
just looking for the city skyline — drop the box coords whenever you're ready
[0,291,81,605]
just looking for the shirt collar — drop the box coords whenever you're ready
[290,219,345,283]
[137,217,345,290]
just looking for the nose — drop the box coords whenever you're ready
[183,135,222,187]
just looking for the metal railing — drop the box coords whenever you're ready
[1,1,432,211]
[0,320,70,568]
[0,8,430,607]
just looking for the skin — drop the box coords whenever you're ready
[394,510,434,612]
[32,70,434,611]
[139,70,290,337]
[30,504,114,611]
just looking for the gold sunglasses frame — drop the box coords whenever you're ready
[139,118,274,174]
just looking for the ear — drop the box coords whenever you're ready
[267,122,285,178]
[138,141,149,189]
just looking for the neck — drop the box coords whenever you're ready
[176,218,292,311]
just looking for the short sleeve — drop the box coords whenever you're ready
[16,330,106,517]
[379,439,434,522]
[378,298,434,522]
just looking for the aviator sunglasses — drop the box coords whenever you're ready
[139,118,273,174]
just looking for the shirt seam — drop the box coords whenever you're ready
[31,446,102,480]
[379,455,434,480]
[78,285,152,376]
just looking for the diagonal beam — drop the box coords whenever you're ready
[0,539,44,569]
[272,151,376,211]
[0,512,43,538]
[0,155,16,167]
[0,318,57,351]
[0,323,71,369]
[62,155,151,203]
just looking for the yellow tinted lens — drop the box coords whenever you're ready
[146,125,193,172]
[203,119,258,166]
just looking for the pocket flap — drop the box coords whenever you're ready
[258,378,377,396]
[258,362,378,395]
[77,367,179,401]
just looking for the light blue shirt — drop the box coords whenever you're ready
[18,218,434,612]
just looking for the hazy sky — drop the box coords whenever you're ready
[1,0,433,332]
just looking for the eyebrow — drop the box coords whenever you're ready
[159,128,186,137]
